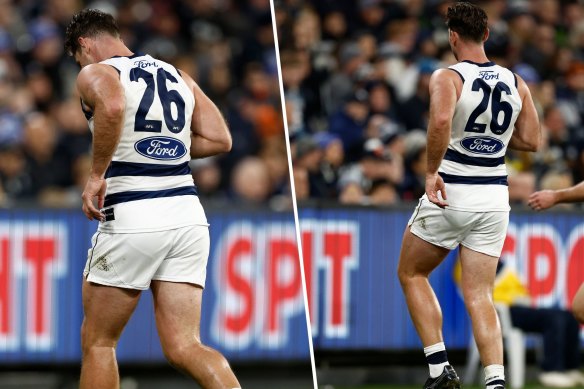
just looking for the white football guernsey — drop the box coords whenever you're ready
[436,60,522,212]
[81,53,208,233]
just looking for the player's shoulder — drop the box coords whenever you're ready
[512,72,529,98]
[430,67,460,79]
[77,63,120,87]
[429,67,462,89]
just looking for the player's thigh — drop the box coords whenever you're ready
[152,225,210,288]
[398,226,450,278]
[151,281,203,348]
[82,278,141,345]
[84,231,170,289]
[459,244,499,302]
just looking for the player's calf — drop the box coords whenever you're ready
[162,339,240,389]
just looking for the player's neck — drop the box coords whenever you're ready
[95,36,134,62]
[456,45,490,65]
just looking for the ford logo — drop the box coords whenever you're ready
[134,136,187,160]
[460,136,504,155]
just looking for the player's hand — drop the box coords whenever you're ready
[426,172,448,208]
[528,190,557,211]
[82,176,107,221]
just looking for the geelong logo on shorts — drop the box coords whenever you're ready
[460,136,504,155]
[134,136,187,160]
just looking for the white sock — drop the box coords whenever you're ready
[424,342,449,378]
[485,364,505,389]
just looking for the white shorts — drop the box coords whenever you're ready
[408,198,509,257]
[83,225,209,290]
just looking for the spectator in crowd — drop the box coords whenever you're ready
[260,137,291,197]
[191,158,223,199]
[0,144,29,201]
[339,179,366,205]
[338,137,402,205]
[294,136,328,198]
[230,156,272,205]
[328,90,370,159]
[557,62,584,136]
[398,61,435,131]
[314,132,344,198]
[22,112,70,197]
[369,179,398,206]
[508,170,537,205]
[281,50,314,136]
[322,42,368,115]
[293,167,310,202]
[399,130,426,201]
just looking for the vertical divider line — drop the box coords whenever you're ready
[267,1,318,387]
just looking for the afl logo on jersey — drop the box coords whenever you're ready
[134,136,187,160]
[460,136,504,155]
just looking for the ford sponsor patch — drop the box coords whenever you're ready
[134,136,187,160]
[460,136,504,155]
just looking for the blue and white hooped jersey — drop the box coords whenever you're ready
[83,53,207,233]
[436,60,522,212]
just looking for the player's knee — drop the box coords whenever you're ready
[81,337,117,356]
[397,266,414,287]
[397,270,407,287]
[80,319,118,355]
[163,339,202,368]
[462,283,489,302]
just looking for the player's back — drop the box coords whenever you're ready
[83,53,207,233]
[438,60,522,212]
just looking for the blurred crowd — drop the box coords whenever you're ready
[0,0,289,208]
[277,0,584,207]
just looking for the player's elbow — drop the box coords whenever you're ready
[523,140,539,152]
[529,139,541,152]
[534,130,542,151]
[528,127,542,152]
[218,125,232,153]
[102,98,125,119]
[433,115,451,131]
[222,136,232,153]
[216,136,232,153]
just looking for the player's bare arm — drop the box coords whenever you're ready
[77,63,125,221]
[425,68,459,208]
[508,74,540,152]
[179,70,232,159]
[529,180,584,211]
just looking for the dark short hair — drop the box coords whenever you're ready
[64,9,119,56]
[446,2,488,43]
